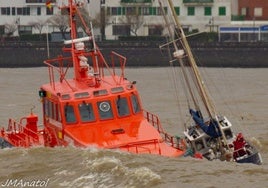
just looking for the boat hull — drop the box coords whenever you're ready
[0,137,13,148]
[236,152,263,165]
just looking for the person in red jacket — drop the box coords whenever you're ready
[233,133,248,160]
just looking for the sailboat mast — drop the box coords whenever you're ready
[158,0,199,111]
[166,0,215,118]
[165,0,231,151]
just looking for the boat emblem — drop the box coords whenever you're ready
[99,102,110,112]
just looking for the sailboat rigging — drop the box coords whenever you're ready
[158,0,262,165]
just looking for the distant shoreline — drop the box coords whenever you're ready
[1,41,268,68]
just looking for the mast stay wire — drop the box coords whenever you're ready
[159,0,194,129]
[165,3,203,113]
[190,46,247,135]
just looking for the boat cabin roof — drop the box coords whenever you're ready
[40,75,136,102]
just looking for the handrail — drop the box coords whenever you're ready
[233,147,251,159]
[5,118,43,147]
[110,51,126,84]
[110,139,161,155]
[43,55,72,90]
[143,110,185,150]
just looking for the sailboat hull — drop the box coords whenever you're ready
[236,152,263,165]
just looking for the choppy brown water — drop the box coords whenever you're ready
[0,67,267,188]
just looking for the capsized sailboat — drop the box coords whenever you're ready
[0,0,186,157]
[158,0,262,165]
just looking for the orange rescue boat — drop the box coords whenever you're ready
[0,0,185,157]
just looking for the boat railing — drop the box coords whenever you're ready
[233,146,251,159]
[3,118,43,147]
[122,139,161,154]
[43,48,127,89]
[44,56,73,90]
[109,51,126,84]
[143,110,185,150]
[143,110,163,132]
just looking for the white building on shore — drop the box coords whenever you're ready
[0,0,232,40]
[104,0,231,40]
[0,0,59,36]
[0,0,98,37]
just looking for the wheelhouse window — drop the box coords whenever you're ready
[54,103,61,122]
[78,102,95,122]
[116,96,130,117]
[43,99,61,122]
[44,99,49,117]
[130,93,141,113]
[64,104,76,123]
[48,100,53,118]
[98,100,114,120]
